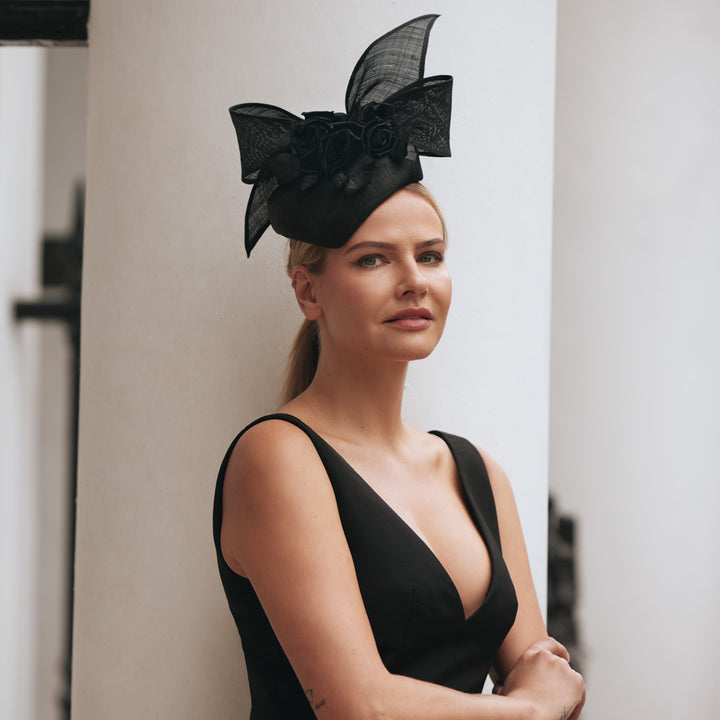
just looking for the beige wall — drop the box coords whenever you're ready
[73,1,558,717]
[551,1,720,718]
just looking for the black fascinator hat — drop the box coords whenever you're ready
[229,14,452,256]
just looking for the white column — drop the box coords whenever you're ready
[0,47,45,720]
[73,2,558,717]
[552,1,720,718]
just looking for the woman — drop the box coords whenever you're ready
[214,16,584,720]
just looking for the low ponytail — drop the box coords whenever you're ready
[280,239,327,405]
[280,319,320,405]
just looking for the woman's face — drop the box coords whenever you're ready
[309,188,452,364]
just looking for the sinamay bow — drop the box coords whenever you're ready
[229,15,452,256]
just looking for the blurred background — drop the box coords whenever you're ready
[1,24,87,720]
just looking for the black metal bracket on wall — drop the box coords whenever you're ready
[13,185,84,720]
[0,0,89,44]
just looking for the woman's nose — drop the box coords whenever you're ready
[395,260,429,298]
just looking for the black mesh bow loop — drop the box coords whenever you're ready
[381,75,453,157]
[229,103,300,183]
[345,15,439,112]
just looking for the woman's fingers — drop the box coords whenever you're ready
[565,685,586,720]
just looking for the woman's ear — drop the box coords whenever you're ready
[291,265,322,320]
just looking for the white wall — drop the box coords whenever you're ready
[73,2,558,717]
[0,47,45,720]
[551,2,720,718]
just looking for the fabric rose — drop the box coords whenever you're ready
[291,118,329,172]
[278,104,410,186]
[322,123,363,174]
[290,112,365,176]
[363,121,396,158]
[358,102,408,160]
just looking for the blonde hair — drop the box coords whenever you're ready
[279,183,446,404]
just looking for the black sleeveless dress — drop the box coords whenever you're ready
[213,414,518,719]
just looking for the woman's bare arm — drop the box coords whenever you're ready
[220,420,582,720]
[480,449,584,717]
[479,449,549,679]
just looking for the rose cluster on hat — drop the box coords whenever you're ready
[229,14,453,256]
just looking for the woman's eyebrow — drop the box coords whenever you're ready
[343,238,444,254]
[343,240,393,254]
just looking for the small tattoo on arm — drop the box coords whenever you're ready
[304,688,327,711]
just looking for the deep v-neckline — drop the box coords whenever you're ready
[269,414,498,622]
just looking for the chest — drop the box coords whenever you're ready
[337,443,493,620]
[319,439,518,690]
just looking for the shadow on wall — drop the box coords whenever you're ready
[547,496,582,674]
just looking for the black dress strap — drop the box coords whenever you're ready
[429,431,502,550]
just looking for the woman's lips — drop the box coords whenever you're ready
[383,307,432,329]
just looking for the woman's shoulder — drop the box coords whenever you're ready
[227,414,323,483]
[221,415,336,573]
[469,444,512,495]
[236,413,311,444]
[457,443,516,515]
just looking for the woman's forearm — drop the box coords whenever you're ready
[320,645,583,720]
[377,674,539,720]
[323,671,541,720]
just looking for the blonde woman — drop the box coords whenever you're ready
[214,16,584,720]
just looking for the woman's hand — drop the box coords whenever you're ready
[500,638,585,720]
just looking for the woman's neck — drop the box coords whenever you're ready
[282,350,411,448]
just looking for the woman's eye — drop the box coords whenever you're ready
[358,255,382,267]
[418,251,443,264]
